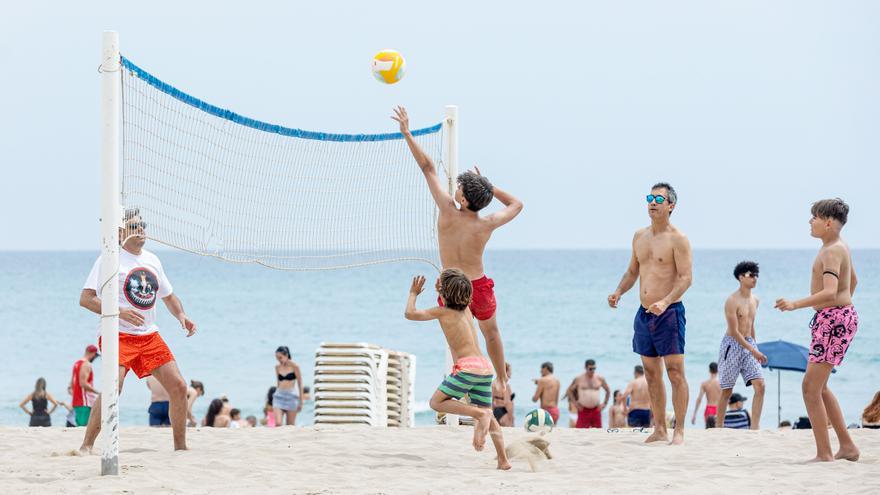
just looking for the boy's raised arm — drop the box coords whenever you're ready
[391,107,455,211]
[404,275,441,321]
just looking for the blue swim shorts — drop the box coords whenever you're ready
[632,302,686,357]
[148,400,171,426]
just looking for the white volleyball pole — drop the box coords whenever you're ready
[99,30,121,476]
[442,105,459,427]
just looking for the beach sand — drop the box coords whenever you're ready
[2,426,878,494]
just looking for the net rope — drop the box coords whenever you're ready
[120,56,444,270]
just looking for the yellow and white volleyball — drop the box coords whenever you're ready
[371,49,406,84]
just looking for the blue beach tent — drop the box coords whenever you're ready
[757,340,835,427]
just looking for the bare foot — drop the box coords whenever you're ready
[834,446,860,462]
[645,429,669,443]
[669,429,684,445]
[805,455,835,463]
[472,411,490,451]
[497,460,512,470]
[77,446,93,456]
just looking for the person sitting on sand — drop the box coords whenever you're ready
[405,270,511,470]
[609,390,627,428]
[203,398,231,427]
[261,386,277,427]
[229,408,243,428]
[187,380,204,427]
[722,393,751,429]
[20,377,59,427]
[862,391,880,429]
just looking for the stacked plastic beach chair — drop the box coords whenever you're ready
[385,350,416,427]
[314,343,416,427]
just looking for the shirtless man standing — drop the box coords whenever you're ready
[691,362,722,428]
[608,182,693,444]
[392,107,524,384]
[776,198,860,462]
[566,359,610,429]
[532,362,561,424]
[622,365,652,427]
[716,261,768,429]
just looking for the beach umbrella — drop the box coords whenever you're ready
[756,339,835,427]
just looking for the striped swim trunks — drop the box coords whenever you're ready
[438,371,494,408]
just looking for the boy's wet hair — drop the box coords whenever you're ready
[811,198,849,225]
[541,361,554,373]
[457,171,494,212]
[733,261,759,280]
[634,365,645,375]
[709,362,718,374]
[439,268,472,311]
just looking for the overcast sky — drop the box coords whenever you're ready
[1,1,877,250]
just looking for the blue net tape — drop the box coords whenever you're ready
[120,56,442,142]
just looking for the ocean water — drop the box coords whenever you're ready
[1,249,877,430]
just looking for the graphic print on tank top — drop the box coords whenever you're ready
[124,267,159,310]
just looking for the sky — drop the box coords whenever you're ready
[1,1,878,250]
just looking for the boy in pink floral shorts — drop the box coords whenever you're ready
[775,198,859,463]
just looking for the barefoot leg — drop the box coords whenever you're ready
[824,386,859,461]
[80,366,128,454]
[641,356,668,443]
[487,416,511,470]
[665,355,688,445]
[430,390,491,451]
[802,363,834,462]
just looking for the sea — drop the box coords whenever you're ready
[1,249,877,429]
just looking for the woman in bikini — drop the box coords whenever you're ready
[491,362,514,426]
[274,346,303,426]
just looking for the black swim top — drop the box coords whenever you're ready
[278,371,296,381]
[31,396,48,415]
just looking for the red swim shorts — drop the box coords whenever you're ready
[99,332,175,379]
[576,407,602,429]
[438,275,497,321]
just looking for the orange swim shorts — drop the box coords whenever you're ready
[98,332,175,378]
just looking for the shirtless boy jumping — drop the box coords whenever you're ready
[715,261,768,429]
[776,198,860,462]
[405,270,511,470]
[393,107,523,385]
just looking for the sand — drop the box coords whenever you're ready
[2,426,878,494]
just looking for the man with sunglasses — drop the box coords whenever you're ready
[607,182,693,445]
[565,359,610,428]
[715,261,767,429]
[78,208,197,452]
